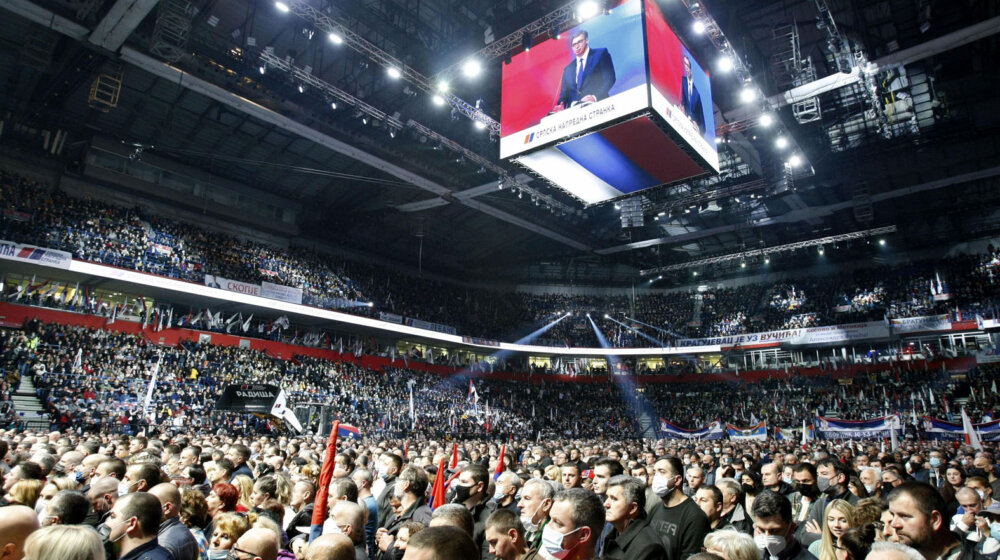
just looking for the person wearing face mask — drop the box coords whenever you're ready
[148,483,199,560]
[801,460,859,547]
[535,488,603,560]
[453,463,499,559]
[950,488,987,542]
[375,453,403,530]
[971,503,1000,557]
[517,479,556,550]
[104,492,172,560]
[907,455,929,484]
[752,490,816,560]
[647,456,710,560]
[601,475,666,559]
[716,478,753,535]
[374,466,431,560]
[495,472,523,515]
[858,468,883,501]
[86,476,123,528]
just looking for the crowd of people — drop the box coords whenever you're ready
[3,419,1000,560]
[4,169,1000,347]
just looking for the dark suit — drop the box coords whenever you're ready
[602,517,668,560]
[680,77,705,134]
[557,47,616,107]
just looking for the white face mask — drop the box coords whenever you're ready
[520,501,543,533]
[493,485,507,502]
[541,524,581,559]
[651,475,674,497]
[393,481,406,499]
[755,533,787,557]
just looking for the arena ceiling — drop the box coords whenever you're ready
[0,0,998,285]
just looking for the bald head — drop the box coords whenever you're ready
[330,501,365,544]
[235,528,279,560]
[0,505,41,559]
[305,534,355,560]
[148,483,182,519]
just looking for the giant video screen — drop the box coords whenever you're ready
[499,0,648,159]
[645,0,719,171]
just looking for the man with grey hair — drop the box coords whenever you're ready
[602,475,666,559]
[716,478,752,535]
[542,488,604,560]
[517,478,555,549]
[859,467,883,498]
[493,471,522,514]
[866,541,926,560]
[375,465,432,559]
[949,487,984,541]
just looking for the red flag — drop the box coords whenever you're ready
[309,421,340,542]
[404,440,409,461]
[450,442,459,470]
[493,444,506,481]
[430,458,447,510]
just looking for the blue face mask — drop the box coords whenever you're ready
[930,457,942,468]
[991,523,1000,539]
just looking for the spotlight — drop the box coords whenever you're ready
[521,32,533,52]
[658,275,663,280]
[437,81,449,92]
[474,120,487,130]
[361,116,368,125]
[330,101,337,109]
[787,154,802,167]
[389,129,396,138]
[297,84,305,93]
[432,94,445,106]
[577,0,599,21]
[328,32,343,44]
[740,87,757,103]
[258,65,266,75]
[386,67,401,79]
[741,260,747,268]
[604,314,610,319]
[717,55,733,72]
[715,137,723,144]
[759,113,773,127]
[274,1,289,12]
[693,20,706,34]
[586,313,591,317]
[879,239,886,246]
[367,302,374,307]
[693,271,699,276]
[818,246,825,255]
[775,136,789,149]
[462,59,482,78]
[764,257,770,264]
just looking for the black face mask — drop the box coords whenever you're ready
[881,482,894,494]
[742,483,756,495]
[452,484,473,503]
[793,482,820,499]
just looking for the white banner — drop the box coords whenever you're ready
[891,314,952,333]
[205,275,261,297]
[675,321,890,348]
[0,240,72,269]
[379,312,403,324]
[261,281,302,305]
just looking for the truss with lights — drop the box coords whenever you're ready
[280,0,499,135]
[639,225,897,275]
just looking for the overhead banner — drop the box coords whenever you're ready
[816,415,901,439]
[205,275,262,296]
[659,418,725,440]
[921,416,1000,441]
[891,314,952,333]
[0,240,72,269]
[406,318,457,335]
[261,281,303,305]
[379,312,403,324]
[215,384,302,432]
[675,321,891,348]
[727,422,768,441]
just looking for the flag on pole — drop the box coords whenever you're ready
[450,443,459,471]
[468,380,479,405]
[801,418,809,450]
[430,458,447,510]
[142,354,162,417]
[493,445,506,481]
[309,421,340,542]
[962,407,983,450]
[73,348,82,372]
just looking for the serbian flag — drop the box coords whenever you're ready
[450,442,459,470]
[309,421,340,542]
[468,380,479,405]
[337,424,361,439]
[430,458,447,510]
[493,445,506,482]
[962,407,983,450]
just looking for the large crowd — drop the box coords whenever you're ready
[3,170,1000,347]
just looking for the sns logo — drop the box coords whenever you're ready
[523,132,535,144]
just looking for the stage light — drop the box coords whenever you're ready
[604,314,610,319]
[474,120,487,130]
[521,32,533,52]
[462,59,482,78]
[658,275,662,280]
[367,302,374,307]
[328,32,343,44]
[775,136,789,149]
[818,246,825,255]
[879,239,886,246]
[717,55,733,72]
[297,84,305,93]
[693,20,706,34]
[787,154,802,167]
[740,87,757,103]
[386,67,401,79]
[389,129,396,138]
[577,0,599,21]
[258,66,266,75]
[741,260,747,268]
[764,257,770,264]
[361,116,368,125]
[330,101,337,109]
[432,94,445,106]
[437,81,449,92]
[274,1,289,12]
[692,271,698,276]
[759,113,773,127]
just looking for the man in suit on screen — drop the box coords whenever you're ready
[681,55,706,134]
[555,30,616,110]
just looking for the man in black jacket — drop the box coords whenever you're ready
[752,491,816,560]
[285,479,315,543]
[602,475,667,560]
[454,463,498,559]
[376,465,432,560]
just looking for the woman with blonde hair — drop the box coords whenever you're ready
[232,474,254,512]
[5,479,44,508]
[809,499,857,560]
[24,524,104,560]
[209,511,252,560]
[703,529,759,560]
